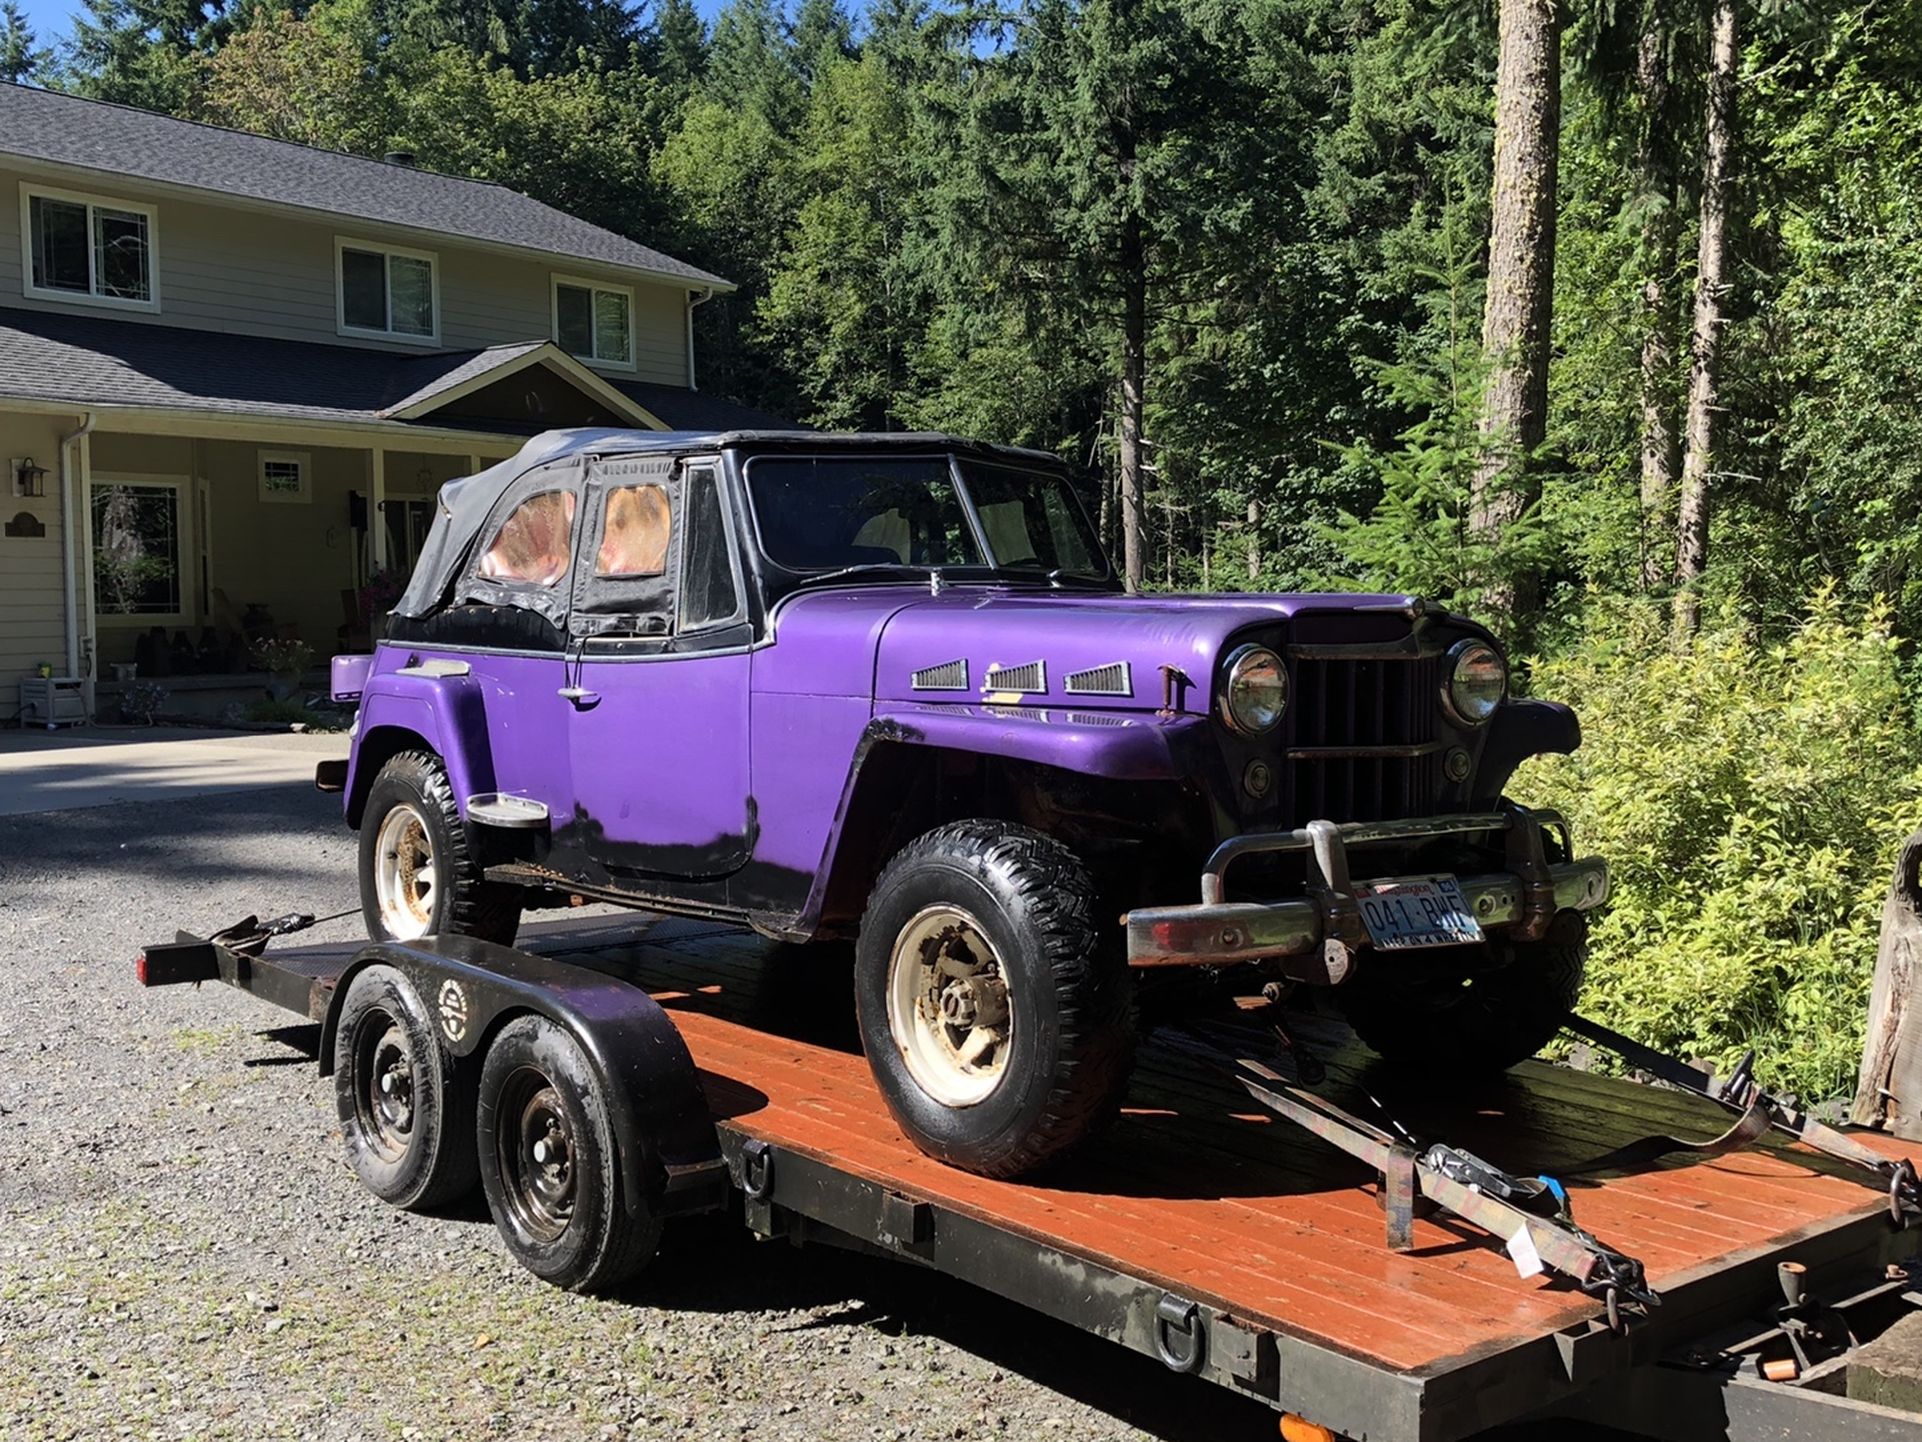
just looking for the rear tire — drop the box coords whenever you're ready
[333,964,477,1210]
[1337,911,1588,1073]
[854,820,1135,1179]
[476,1015,662,1292]
[359,750,521,944]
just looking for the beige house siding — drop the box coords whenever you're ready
[0,409,82,718]
[0,163,693,386]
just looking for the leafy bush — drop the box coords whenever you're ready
[248,637,314,676]
[1514,589,1922,1102]
[243,699,330,728]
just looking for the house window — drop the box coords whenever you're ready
[337,239,437,342]
[22,186,158,310]
[91,480,184,618]
[258,450,311,504]
[553,278,633,368]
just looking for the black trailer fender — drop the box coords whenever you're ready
[318,934,726,1218]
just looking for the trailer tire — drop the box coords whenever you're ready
[1338,911,1588,1074]
[333,964,478,1210]
[359,750,521,945]
[476,1014,661,1293]
[854,820,1135,1179]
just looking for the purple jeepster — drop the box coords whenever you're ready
[323,428,1609,1178]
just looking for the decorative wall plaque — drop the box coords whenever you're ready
[4,511,46,538]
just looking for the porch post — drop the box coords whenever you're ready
[468,454,480,477]
[370,445,389,570]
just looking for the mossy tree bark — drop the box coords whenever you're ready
[1636,18,1682,593]
[1673,0,1737,634]
[1853,832,1922,1139]
[1472,0,1562,622]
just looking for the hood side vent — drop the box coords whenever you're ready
[911,658,970,692]
[983,660,1047,695]
[1062,661,1132,697]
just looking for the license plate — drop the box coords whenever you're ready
[1354,874,1485,950]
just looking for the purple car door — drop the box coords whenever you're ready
[560,453,755,878]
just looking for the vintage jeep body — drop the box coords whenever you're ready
[326,427,1608,1178]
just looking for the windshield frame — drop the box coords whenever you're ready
[737,448,1115,589]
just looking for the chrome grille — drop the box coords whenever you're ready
[911,659,969,692]
[1285,652,1444,825]
[1063,661,1132,697]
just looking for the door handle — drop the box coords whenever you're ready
[558,686,601,709]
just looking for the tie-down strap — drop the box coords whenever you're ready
[1563,1014,1922,1223]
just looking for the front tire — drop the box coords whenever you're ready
[1336,911,1588,1073]
[359,750,521,944]
[333,964,477,1209]
[476,1015,662,1292]
[854,820,1135,1179]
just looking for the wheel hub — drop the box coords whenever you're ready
[353,1021,416,1163]
[886,906,1014,1108]
[372,803,437,940]
[496,1071,578,1244]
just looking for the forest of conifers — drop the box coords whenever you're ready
[5,0,1920,1096]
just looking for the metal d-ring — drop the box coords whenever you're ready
[1891,1159,1918,1226]
[740,1138,775,1202]
[1153,1293,1205,1374]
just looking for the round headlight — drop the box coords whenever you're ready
[1219,645,1287,735]
[1444,640,1506,726]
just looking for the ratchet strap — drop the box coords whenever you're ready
[1166,1027,1660,1331]
[1564,1014,1922,1224]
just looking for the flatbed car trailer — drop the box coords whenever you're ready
[138,910,1922,1442]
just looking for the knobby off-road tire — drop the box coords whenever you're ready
[1337,910,1588,1074]
[359,750,521,945]
[333,964,478,1210]
[854,820,1136,1179]
[476,1015,662,1293]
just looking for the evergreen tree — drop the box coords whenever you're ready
[1,0,46,82]
[648,0,708,93]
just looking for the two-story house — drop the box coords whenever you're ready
[0,81,786,720]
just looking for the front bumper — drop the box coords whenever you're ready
[1124,807,1607,978]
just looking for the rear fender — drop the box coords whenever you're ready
[319,936,724,1218]
[345,672,496,825]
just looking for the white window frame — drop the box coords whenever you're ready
[89,472,194,627]
[257,449,312,505]
[19,182,161,314]
[335,236,441,346]
[551,274,637,372]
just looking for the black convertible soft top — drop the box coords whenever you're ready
[391,426,1066,620]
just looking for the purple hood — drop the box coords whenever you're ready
[771,585,1420,713]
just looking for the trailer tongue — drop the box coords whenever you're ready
[140,911,1922,1442]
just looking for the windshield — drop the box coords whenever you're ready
[744,454,1107,578]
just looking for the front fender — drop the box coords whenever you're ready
[345,670,497,823]
[1472,698,1582,803]
[871,704,1207,781]
[319,935,724,1218]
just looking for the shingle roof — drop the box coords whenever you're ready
[0,82,731,291]
[0,307,791,433]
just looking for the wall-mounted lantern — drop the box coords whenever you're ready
[13,457,47,498]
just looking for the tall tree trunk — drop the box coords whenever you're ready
[1472,0,1562,621]
[1119,211,1147,594]
[1673,0,1737,634]
[1246,497,1260,582]
[1636,19,1681,592]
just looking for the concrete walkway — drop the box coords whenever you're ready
[0,725,348,815]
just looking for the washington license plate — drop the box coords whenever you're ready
[1355,875,1485,950]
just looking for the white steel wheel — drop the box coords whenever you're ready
[885,903,1013,1108]
[372,802,438,940]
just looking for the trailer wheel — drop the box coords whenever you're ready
[333,964,477,1210]
[854,820,1135,1179]
[476,1014,661,1292]
[359,750,521,945]
[1337,911,1588,1074]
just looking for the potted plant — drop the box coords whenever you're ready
[358,568,406,640]
[120,680,167,725]
[249,637,314,702]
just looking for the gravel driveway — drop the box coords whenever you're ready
[0,781,1598,1442]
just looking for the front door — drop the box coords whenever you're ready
[562,454,755,880]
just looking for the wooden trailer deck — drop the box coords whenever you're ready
[263,914,1922,1441]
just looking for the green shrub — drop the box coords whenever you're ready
[1514,589,1922,1102]
[243,699,328,728]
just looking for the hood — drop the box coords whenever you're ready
[864,587,1423,713]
